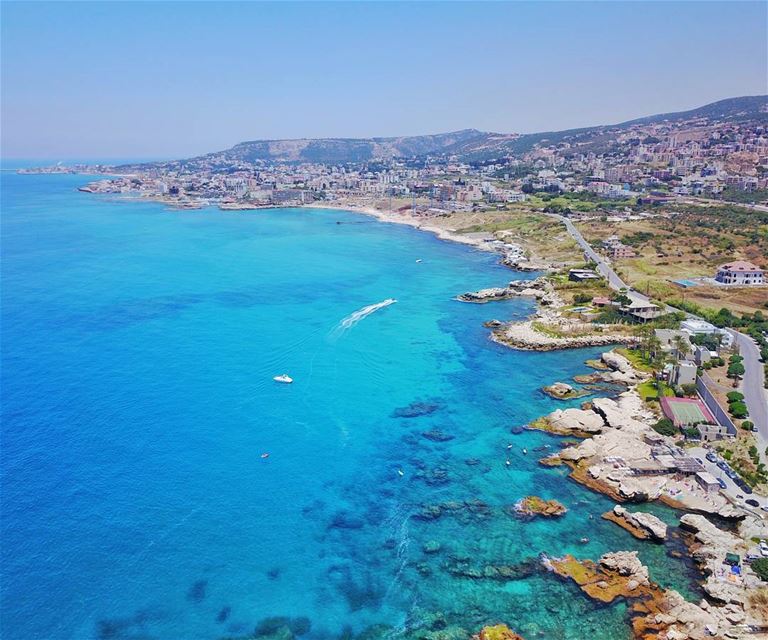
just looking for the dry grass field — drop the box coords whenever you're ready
[575,206,767,314]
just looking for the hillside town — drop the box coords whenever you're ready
[28,98,768,215]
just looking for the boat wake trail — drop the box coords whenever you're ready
[334,299,397,334]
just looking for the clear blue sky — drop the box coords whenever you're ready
[2,1,766,160]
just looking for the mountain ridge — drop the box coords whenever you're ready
[137,95,768,167]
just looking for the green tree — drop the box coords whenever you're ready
[727,363,746,380]
[672,335,691,362]
[680,383,697,397]
[752,558,768,582]
[729,402,749,419]
[653,418,677,437]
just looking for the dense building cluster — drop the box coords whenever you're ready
[27,102,768,213]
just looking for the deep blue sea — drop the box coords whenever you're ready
[1,173,699,640]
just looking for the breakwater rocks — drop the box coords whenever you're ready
[602,505,668,542]
[512,496,567,518]
[457,278,555,304]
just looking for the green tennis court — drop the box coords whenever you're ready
[661,397,716,426]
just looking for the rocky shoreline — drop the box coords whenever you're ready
[491,319,639,352]
[544,550,753,640]
[456,277,556,305]
[602,505,668,542]
[527,348,768,636]
[460,277,641,353]
[74,185,767,638]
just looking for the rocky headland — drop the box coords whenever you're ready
[461,275,641,352]
[456,277,556,304]
[491,320,639,352]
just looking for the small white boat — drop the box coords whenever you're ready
[273,374,293,384]
[397,469,404,477]
[416,259,422,263]
[522,448,528,455]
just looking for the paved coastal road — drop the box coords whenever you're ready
[553,214,630,292]
[729,330,768,452]
[549,213,768,448]
[689,446,768,515]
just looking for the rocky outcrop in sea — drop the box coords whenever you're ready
[602,505,668,541]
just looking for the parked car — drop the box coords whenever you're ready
[734,478,754,494]
[706,452,718,463]
[717,478,727,489]
[746,499,760,507]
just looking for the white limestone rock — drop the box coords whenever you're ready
[613,505,668,540]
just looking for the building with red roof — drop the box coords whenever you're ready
[715,260,764,285]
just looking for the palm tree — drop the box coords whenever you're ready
[672,335,691,362]
[637,325,655,362]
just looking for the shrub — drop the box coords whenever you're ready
[653,418,677,437]
[682,427,701,439]
[741,420,754,431]
[572,292,593,304]
[727,391,745,403]
[680,383,697,397]
[729,402,749,419]
[727,362,746,378]
[752,558,768,582]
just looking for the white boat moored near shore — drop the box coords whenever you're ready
[273,374,293,384]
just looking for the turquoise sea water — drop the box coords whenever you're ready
[1,173,700,640]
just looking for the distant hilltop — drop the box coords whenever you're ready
[127,95,767,167]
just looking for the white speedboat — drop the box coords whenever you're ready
[273,374,293,384]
